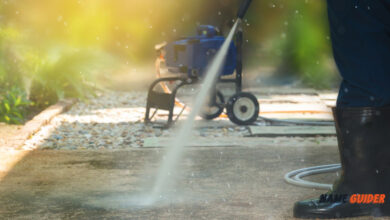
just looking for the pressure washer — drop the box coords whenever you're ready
[144,0,342,191]
[145,0,259,127]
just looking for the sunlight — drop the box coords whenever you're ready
[0,124,56,181]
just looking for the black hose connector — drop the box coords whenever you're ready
[237,0,253,19]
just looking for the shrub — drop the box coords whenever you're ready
[275,1,338,89]
[29,49,107,108]
[0,87,31,124]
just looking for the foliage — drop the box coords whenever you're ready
[0,24,110,121]
[0,26,24,90]
[29,49,107,108]
[0,87,31,124]
[278,1,337,88]
[0,26,31,124]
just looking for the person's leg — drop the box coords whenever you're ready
[294,0,390,218]
[331,0,390,107]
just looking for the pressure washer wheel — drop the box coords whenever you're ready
[227,92,259,125]
[201,91,225,120]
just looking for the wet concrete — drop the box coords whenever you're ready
[0,144,373,219]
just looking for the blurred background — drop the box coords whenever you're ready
[0,0,339,125]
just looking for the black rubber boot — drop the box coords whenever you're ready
[293,107,390,219]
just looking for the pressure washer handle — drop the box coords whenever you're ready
[237,0,253,19]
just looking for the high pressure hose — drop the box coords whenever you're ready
[284,164,341,190]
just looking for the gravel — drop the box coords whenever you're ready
[23,91,251,150]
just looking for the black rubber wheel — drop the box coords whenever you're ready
[226,92,259,125]
[201,91,225,120]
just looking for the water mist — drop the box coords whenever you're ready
[141,20,242,206]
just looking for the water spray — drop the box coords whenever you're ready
[142,0,254,206]
[144,21,239,206]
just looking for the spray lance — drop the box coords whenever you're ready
[237,0,253,21]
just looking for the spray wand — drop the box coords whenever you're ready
[237,0,253,20]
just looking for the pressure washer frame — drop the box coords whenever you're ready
[145,27,246,126]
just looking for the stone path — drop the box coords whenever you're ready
[22,89,337,151]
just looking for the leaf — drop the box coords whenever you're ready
[4,102,10,112]
[15,96,21,106]
[9,115,22,124]
[4,115,10,123]
[12,111,23,119]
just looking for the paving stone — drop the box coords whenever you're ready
[249,126,336,137]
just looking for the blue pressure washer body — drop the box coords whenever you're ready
[145,0,259,127]
[165,25,237,78]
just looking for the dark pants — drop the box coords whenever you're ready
[327,0,390,107]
